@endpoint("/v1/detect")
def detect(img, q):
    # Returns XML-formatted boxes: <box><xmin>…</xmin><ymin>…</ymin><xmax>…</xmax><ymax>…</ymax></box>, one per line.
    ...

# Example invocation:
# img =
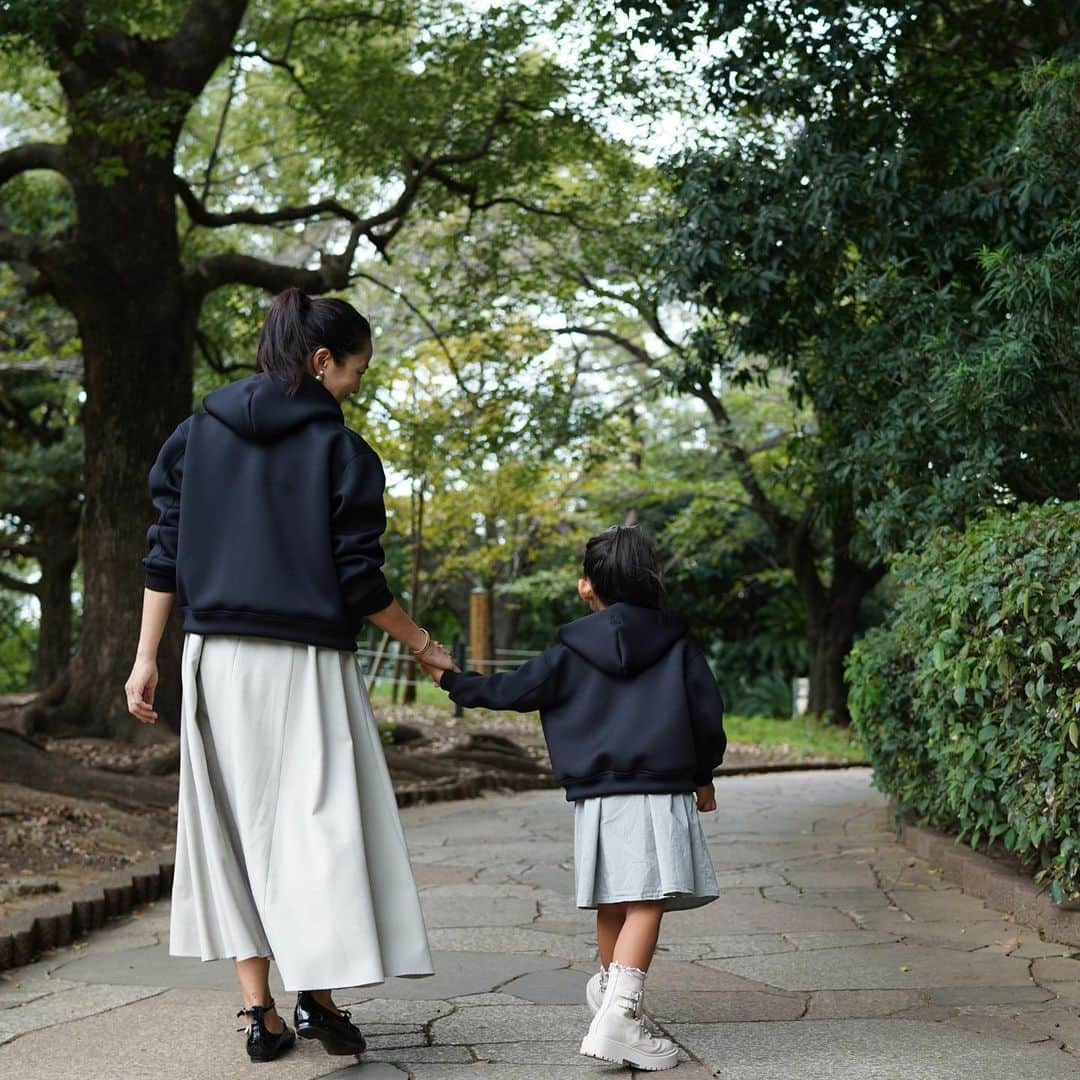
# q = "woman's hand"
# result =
<box><xmin>696</xmin><ymin>782</ymin><xmax>717</xmax><ymax>813</ymax></box>
<box><xmin>415</xmin><ymin>639</ymin><xmax>458</xmax><ymax>673</ymax></box>
<box><xmin>124</xmin><ymin>655</ymin><xmax>160</xmax><ymax>724</ymax></box>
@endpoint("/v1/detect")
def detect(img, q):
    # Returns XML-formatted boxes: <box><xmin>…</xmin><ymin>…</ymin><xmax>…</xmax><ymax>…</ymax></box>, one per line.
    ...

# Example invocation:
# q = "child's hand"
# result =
<box><xmin>419</xmin><ymin>659</ymin><xmax>444</xmax><ymax>686</ymax></box>
<box><xmin>696</xmin><ymin>782</ymin><xmax>717</xmax><ymax>813</ymax></box>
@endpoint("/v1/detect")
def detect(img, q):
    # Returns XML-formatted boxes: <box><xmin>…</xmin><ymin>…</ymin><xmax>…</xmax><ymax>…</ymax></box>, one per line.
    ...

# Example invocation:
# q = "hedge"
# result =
<box><xmin>847</xmin><ymin>503</ymin><xmax>1080</xmax><ymax>902</ymax></box>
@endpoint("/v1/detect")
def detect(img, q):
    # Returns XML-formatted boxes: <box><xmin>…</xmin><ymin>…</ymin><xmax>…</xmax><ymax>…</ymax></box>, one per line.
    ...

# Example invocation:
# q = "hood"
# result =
<box><xmin>202</xmin><ymin>371</ymin><xmax>343</xmax><ymax>442</ymax></box>
<box><xmin>557</xmin><ymin>603</ymin><xmax>687</xmax><ymax>678</ymax></box>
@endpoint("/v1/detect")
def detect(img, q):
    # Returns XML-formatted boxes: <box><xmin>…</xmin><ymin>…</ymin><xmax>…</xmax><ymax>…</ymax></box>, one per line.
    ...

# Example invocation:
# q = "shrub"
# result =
<box><xmin>848</xmin><ymin>503</ymin><xmax>1080</xmax><ymax>901</ymax></box>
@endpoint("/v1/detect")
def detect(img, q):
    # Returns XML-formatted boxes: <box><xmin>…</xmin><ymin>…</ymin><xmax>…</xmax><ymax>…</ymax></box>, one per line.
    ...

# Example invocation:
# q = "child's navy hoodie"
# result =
<box><xmin>440</xmin><ymin>604</ymin><xmax>726</xmax><ymax>800</ymax></box>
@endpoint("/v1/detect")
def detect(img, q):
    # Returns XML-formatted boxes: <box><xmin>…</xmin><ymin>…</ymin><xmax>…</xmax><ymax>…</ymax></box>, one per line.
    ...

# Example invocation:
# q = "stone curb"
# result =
<box><xmin>717</xmin><ymin>761</ymin><xmax>868</xmax><ymax>776</ymax></box>
<box><xmin>897</xmin><ymin>818</ymin><xmax>1080</xmax><ymax>948</ymax></box>
<box><xmin>0</xmin><ymin>851</ymin><xmax>175</xmax><ymax>973</ymax></box>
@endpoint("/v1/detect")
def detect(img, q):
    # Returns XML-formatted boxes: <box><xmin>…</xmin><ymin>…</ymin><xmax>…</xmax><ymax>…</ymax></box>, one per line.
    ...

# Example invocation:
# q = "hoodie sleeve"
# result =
<box><xmin>331</xmin><ymin>448</ymin><xmax>395</xmax><ymax>629</ymax></box>
<box><xmin>441</xmin><ymin>647</ymin><xmax>560</xmax><ymax>713</ymax></box>
<box><xmin>685</xmin><ymin>644</ymin><xmax>727</xmax><ymax>785</ymax></box>
<box><xmin>142</xmin><ymin>417</ymin><xmax>192</xmax><ymax>593</ymax></box>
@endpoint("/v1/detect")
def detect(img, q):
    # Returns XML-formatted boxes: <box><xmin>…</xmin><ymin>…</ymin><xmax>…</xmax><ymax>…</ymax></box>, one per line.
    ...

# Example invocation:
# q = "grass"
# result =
<box><xmin>724</xmin><ymin>713</ymin><xmax>865</xmax><ymax>763</ymax></box>
<box><xmin>367</xmin><ymin>678</ymin><xmax>449</xmax><ymax>707</ymax></box>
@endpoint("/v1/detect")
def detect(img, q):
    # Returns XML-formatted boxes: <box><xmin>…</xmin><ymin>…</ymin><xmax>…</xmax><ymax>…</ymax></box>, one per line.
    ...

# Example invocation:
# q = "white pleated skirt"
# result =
<box><xmin>168</xmin><ymin>632</ymin><xmax>434</xmax><ymax>991</ymax></box>
<box><xmin>574</xmin><ymin>792</ymin><xmax>719</xmax><ymax>911</ymax></box>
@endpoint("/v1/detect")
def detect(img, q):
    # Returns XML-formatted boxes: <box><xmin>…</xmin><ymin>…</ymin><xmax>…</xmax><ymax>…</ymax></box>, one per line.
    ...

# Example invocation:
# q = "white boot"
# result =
<box><xmin>579</xmin><ymin>962</ymin><xmax>679</xmax><ymax>1071</ymax></box>
<box><xmin>588</xmin><ymin>967</ymin><xmax>658</xmax><ymax>1031</ymax></box>
<box><xmin>585</xmin><ymin>967</ymin><xmax>607</xmax><ymax>1014</ymax></box>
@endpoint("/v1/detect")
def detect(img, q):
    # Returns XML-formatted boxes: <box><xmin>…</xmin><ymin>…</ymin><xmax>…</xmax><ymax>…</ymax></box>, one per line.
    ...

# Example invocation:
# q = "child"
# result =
<box><xmin>423</xmin><ymin>525</ymin><xmax>725</xmax><ymax>1071</ymax></box>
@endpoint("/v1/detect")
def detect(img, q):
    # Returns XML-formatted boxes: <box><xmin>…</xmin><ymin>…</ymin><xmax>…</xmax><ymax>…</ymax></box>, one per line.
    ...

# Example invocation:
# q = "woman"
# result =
<box><xmin>124</xmin><ymin>287</ymin><xmax>451</xmax><ymax>1064</ymax></box>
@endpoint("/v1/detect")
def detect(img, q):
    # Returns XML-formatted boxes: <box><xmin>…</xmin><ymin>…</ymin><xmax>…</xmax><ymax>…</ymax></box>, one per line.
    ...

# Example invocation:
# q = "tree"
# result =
<box><xmin>608</xmin><ymin>0</ymin><xmax>1077</xmax><ymax>719</ymax></box>
<box><xmin>0</xmin><ymin>271</ymin><xmax>83</xmax><ymax>690</ymax></box>
<box><xmin>0</xmin><ymin>0</ymin><xmax>643</xmax><ymax>736</ymax></box>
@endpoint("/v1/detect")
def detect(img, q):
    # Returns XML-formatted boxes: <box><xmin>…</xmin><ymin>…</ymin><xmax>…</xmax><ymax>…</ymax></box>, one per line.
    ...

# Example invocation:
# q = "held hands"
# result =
<box><xmin>124</xmin><ymin>655</ymin><xmax>159</xmax><ymax>724</ymax></box>
<box><xmin>696</xmin><ymin>782</ymin><xmax>717</xmax><ymax>813</ymax></box>
<box><xmin>411</xmin><ymin>634</ymin><xmax>459</xmax><ymax>686</ymax></box>
<box><xmin>419</xmin><ymin>659</ymin><xmax>445</xmax><ymax>687</ymax></box>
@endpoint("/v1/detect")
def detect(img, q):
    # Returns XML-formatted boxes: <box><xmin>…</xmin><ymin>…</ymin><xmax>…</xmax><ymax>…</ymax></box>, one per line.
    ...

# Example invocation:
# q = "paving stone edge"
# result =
<box><xmin>0</xmin><ymin>851</ymin><xmax>175</xmax><ymax>973</ymax></box>
<box><xmin>897</xmin><ymin>815</ymin><xmax>1080</xmax><ymax>948</ymax></box>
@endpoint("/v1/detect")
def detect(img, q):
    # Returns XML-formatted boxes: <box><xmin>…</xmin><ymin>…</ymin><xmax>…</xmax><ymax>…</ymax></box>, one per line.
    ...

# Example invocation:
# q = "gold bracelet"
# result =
<box><xmin>410</xmin><ymin>628</ymin><xmax>431</xmax><ymax>656</ymax></box>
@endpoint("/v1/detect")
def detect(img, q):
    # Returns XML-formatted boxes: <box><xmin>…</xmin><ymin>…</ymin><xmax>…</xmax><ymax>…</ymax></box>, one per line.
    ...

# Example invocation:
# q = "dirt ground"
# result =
<box><xmin>0</xmin><ymin>782</ymin><xmax>176</xmax><ymax>921</ymax></box>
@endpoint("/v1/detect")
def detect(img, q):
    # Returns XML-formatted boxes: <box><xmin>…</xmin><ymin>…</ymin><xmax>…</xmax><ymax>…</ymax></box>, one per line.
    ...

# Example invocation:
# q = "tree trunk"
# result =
<box><xmin>27</xmin><ymin>145</ymin><xmax>196</xmax><ymax>740</ymax></box>
<box><xmin>0</xmin><ymin>731</ymin><xmax>178</xmax><ymax>809</ymax></box>
<box><xmin>807</xmin><ymin>620</ymin><xmax>858</xmax><ymax>722</ymax></box>
<box><xmin>801</xmin><ymin>556</ymin><xmax>881</xmax><ymax>724</ymax></box>
<box><xmin>31</xmin><ymin>514</ymin><xmax>79</xmax><ymax>691</ymax></box>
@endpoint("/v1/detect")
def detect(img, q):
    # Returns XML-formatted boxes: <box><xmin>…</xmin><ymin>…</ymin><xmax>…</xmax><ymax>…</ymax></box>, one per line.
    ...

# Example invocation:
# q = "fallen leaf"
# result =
<box><xmin>995</xmin><ymin>936</ymin><xmax>1021</xmax><ymax>953</ymax></box>
<box><xmin>900</xmin><ymin>965</ymin><xmax>911</xmax><ymax>973</ymax></box>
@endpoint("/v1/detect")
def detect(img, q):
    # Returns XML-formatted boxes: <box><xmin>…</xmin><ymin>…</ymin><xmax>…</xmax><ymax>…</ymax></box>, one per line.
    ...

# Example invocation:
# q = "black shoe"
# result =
<box><xmin>237</xmin><ymin>997</ymin><xmax>296</xmax><ymax>1063</ymax></box>
<box><xmin>293</xmin><ymin>990</ymin><xmax>367</xmax><ymax>1056</ymax></box>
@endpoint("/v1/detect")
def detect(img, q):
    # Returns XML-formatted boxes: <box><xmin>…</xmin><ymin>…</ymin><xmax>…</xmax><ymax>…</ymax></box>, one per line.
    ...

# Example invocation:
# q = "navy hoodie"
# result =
<box><xmin>141</xmin><ymin>370</ymin><xmax>394</xmax><ymax>651</ymax></box>
<box><xmin>440</xmin><ymin>604</ymin><xmax>727</xmax><ymax>800</ymax></box>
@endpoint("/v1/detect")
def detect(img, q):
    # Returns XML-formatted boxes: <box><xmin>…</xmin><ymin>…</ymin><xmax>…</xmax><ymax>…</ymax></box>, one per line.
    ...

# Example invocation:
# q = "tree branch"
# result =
<box><xmin>561</xmin><ymin>325</ymin><xmax>657</xmax><ymax>369</ymax></box>
<box><xmin>162</xmin><ymin>0</ymin><xmax>248</xmax><ymax>94</ymax></box>
<box><xmin>194</xmin><ymin>328</ymin><xmax>254</xmax><ymax>375</ymax></box>
<box><xmin>185</xmin><ymin>252</ymin><xmax>341</xmax><ymax>298</ymax></box>
<box><xmin>0</xmin><ymin>143</ymin><xmax>68</xmax><ymax>187</ymax></box>
<box><xmin>176</xmin><ymin>174</ymin><xmax>362</xmax><ymax>228</ymax></box>
<box><xmin>690</xmin><ymin>378</ymin><xmax>796</xmax><ymax>545</ymax></box>
<box><xmin>0</xmin><ymin>569</ymin><xmax>39</xmax><ymax>596</ymax></box>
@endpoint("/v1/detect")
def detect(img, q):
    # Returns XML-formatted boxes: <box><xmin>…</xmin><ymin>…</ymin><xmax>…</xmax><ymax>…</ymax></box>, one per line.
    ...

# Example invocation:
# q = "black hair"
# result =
<box><xmin>582</xmin><ymin>524</ymin><xmax>665</xmax><ymax>610</ymax></box>
<box><xmin>255</xmin><ymin>287</ymin><xmax>372</xmax><ymax>395</ymax></box>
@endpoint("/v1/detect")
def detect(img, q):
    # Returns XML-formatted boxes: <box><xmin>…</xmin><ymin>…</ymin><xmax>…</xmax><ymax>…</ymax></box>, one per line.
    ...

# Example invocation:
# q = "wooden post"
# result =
<box><xmin>469</xmin><ymin>588</ymin><xmax>490</xmax><ymax>672</ymax></box>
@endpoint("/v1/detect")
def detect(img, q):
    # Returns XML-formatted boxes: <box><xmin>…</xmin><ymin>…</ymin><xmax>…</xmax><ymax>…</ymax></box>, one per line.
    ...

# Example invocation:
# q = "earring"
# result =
<box><xmin>316</xmin><ymin>368</ymin><xmax>325</xmax><ymax>382</ymax></box>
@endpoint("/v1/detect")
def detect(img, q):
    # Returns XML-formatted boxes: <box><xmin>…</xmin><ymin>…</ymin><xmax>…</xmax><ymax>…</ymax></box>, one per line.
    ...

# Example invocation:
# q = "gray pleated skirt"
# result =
<box><xmin>168</xmin><ymin>632</ymin><xmax>434</xmax><ymax>991</ymax></box>
<box><xmin>574</xmin><ymin>793</ymin><xmax>719</xmax><ymax>911</ymax></box>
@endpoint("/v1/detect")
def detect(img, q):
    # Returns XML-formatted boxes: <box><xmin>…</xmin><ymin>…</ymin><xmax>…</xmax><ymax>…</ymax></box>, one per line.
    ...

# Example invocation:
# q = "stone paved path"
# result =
<box><xmin>1</xmin><ymin>769</ymin><xmax>1078</xmax><ymax>1079</ymax></box>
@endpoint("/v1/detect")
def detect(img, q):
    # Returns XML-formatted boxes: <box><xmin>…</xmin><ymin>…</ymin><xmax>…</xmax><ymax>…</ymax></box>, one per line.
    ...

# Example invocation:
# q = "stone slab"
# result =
<box><xmin>646</xmin><ymin>989</ymin><xmax>806</xmax><ymax>1023</ymax></box>
<box><xmin>804</xmin><ymin>988</ymin><xmax>924</xmax><ymax>1019</ymax></box>
<box><xmin>431</xmin><ymin>1003</ymin><xmax>592</xmax><ymax>1044</ymax></box>
<box><xmin>497</xmin><ymin>968</ymin><xmax>589</xmax><ymax>1005</ymax></box>
<box><xmin>669</xmin><ymin>1018</ymin><xmax>1070</xmax><ymax>1079</ymax></box>
<box><xmin>708</xmin><ymin>942</ymin><xmax>1036</xmax><ymax>991</ymax></box>
<box><xmin>409</xmin><ymin>1068</ymin><xmax>609</xmax><ymax>1078</ymax></box>
<box><xmin>0</xmin><ymin>982</ymin><xmax>165</xmax><ymax>1045</ymax></box>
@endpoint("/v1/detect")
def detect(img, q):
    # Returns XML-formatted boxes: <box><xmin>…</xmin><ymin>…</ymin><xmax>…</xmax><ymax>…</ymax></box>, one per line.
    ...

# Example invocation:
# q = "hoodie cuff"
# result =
<box><xmin>144</xmin><ymin>567</ymin><xmax>176</xmax><ymax>593</ymax></box>
<box><xmin>348</xmin><ymin>583</ymin><xmax>395</xmax><ymax>625</ymax></box>
<box><xmin>694</xmin><ymin>768</ymin><xmax>716</xmax><ymax>786</ymax></box>
<box><xmin>440</xmin><ymin>670</ymin><xmax>460</xmax><ymax>694</ymax></box>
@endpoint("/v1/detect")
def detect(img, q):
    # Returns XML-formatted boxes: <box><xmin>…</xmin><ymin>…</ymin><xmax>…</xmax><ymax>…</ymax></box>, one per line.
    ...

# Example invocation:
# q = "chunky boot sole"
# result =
<box><xmin>297</xmin><ymin>1026</ymin><xmax>365</xmax><ymax>1056</ymax></box>
<box><xmin>579</xmin><ymin>1032</ymin><xmax>679</xmax><ymax>1071</ymax></box>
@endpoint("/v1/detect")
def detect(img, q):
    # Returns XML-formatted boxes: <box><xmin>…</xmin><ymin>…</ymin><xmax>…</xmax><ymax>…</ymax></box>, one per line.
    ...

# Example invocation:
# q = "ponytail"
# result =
<box><xmin>256</xmin><ymin>287</ymin><xmax>372</xmax><ymax>395</ymax></box>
